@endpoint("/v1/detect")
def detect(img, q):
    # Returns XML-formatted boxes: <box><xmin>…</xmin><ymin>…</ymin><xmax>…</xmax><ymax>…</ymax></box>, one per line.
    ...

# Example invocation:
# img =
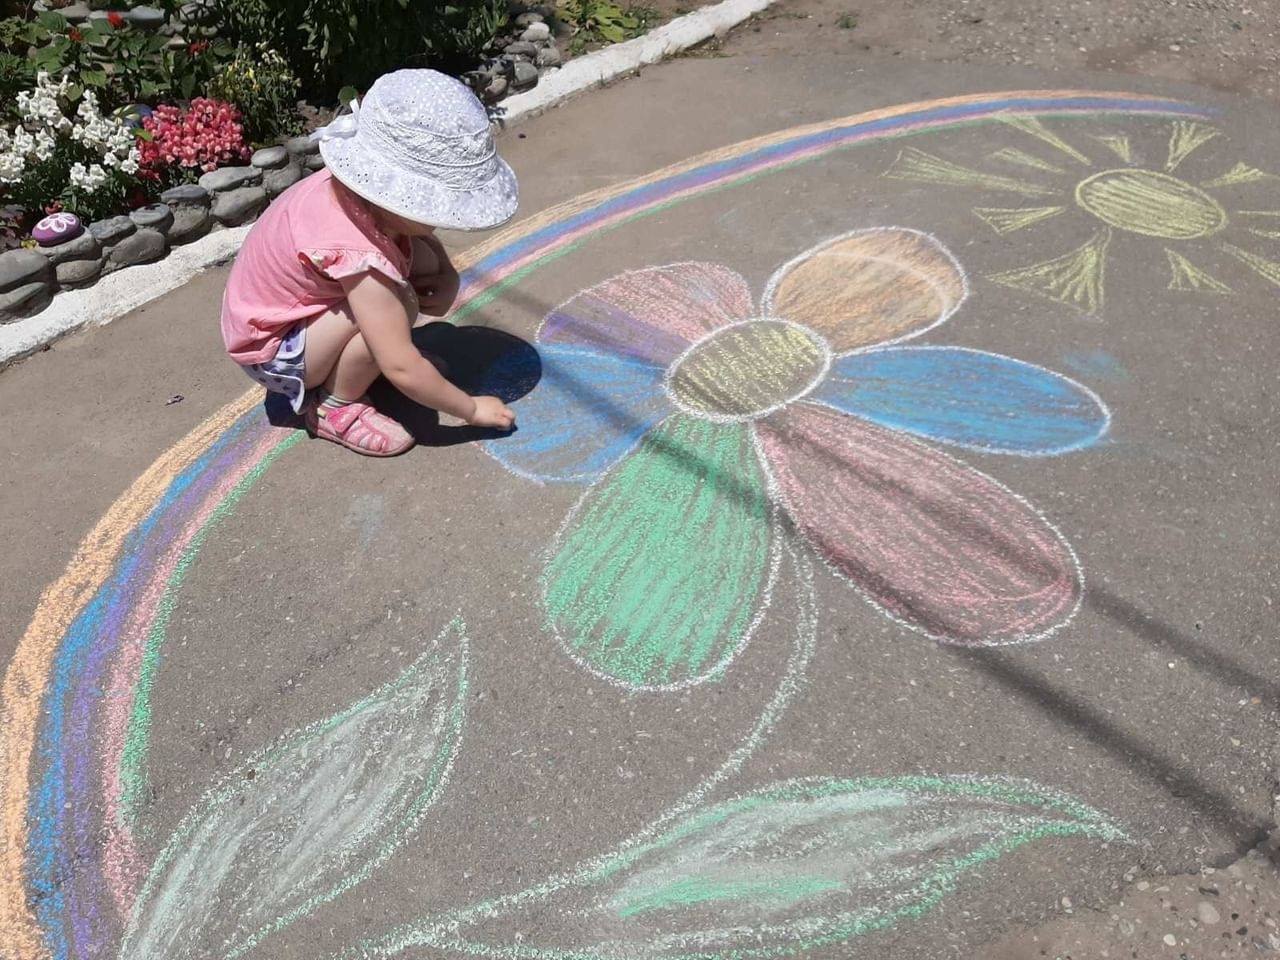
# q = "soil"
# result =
<box><xmin>714</xmin><ymin>0</ymin><xmax>1280</xmax><ymax>103</ymax></box>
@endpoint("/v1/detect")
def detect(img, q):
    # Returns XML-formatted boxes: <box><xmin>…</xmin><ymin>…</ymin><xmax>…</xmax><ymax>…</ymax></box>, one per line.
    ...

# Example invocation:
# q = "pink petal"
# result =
<box><xmin>540</xmin><ymin>262</ymin><xmax>753</xmax><ymax>365</ymax></box>
<box><xmin>757</xmin><ymin>402</ymin><xmax>1081</xmax><ymax>644</ymax></box>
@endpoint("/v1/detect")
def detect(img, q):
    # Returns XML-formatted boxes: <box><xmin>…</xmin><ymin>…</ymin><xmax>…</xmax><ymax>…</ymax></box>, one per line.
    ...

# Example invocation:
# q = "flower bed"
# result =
<box><xmin>0</xmin><ymin>0</ymin><xmax>686</xmax><ymax>323</ymax></box>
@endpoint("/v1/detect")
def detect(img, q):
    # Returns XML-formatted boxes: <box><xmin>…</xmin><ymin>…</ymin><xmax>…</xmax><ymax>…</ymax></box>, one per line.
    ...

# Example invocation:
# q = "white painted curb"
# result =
<box><xmin>498</xmin><ymin>0</ymin><xmax>775</xmax><ymax>124</ymax></box>
<box><xmin>0</xmin><ymin>225</ymin><xmax>250</xmax><ymax>367</ymax></box>
<box><xmin>0</xmin><ymin>0</ymin><xmax>774</xmax><ymax>368</ymax></box>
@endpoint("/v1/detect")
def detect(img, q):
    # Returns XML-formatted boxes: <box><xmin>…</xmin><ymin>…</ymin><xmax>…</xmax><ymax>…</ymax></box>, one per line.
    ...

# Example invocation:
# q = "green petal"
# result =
<box><xmin>543</xmin><ymin>414</ymin><xmax>771</xmax><ymax>689</ymax></box>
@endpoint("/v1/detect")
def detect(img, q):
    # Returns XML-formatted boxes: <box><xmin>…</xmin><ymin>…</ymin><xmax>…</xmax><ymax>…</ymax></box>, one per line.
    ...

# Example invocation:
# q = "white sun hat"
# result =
<box><xmin>311</xmin><ymin>69</ymin><xmax>519</xmax><ymax>232</ymax></box>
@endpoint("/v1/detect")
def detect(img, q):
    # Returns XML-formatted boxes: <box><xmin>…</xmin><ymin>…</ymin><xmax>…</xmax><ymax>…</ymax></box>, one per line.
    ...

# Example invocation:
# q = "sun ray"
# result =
<box><xmin>987</xmin><ymin>229</ymin><xmax>1111</xmax><ymax>314</ymax></box>
<box><xmin>1166</xmin><ymin>121</ymin><xmax>1220</xmax><ymax>172</ymax></box>
<box><xmin>883</xmin><ymin>147</ymin><xmax>1058</xmax><ymax>197</ymax></box>
<box><xmin>1166</xmin><ymin>249</ymin><xmax>1233</xmax><ymax>293</ymax></box>
<box><xmin>998</xmin><ymin>114</ymin><xmax>1092</xmax><ymax>165</ymax></box>
<box><xmin>989</xmin><ymin>147</ymin><xmax>1067</xmax><ymax>175</ymax></box>
<box><xmin>973</xmin><ymin>205</ymin><xmax>1067</xmax><ymax>235</ymax></box>
<box><xmin>1091</xmin><ymin>134</ymin><xmax>1133</xmax><ymax>163</ymax></box>
<box><xmin>1221</xmin><ymin>241</ymin><xmax>1280</xmax><ymax>287</ymax></box>
<box><xmin>1246</xmin><ymin>227</ymin><xmax>1280</xmax><ymax>240</ymax></box>
<box><xmin>1202</xmin><ymin>162</ymin><xmax>1275</xmax><ymax>189</ymax></box>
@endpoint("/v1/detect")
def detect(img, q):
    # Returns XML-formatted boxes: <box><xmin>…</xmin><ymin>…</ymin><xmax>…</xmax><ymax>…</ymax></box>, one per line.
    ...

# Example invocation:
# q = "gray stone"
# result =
<box><xmin>284</xmin><ymin>135</ymin><xmax>319</xmax><ymax>158</ymax></box>
<box><xmin>304</xmin><ymin>153</ymin><xmax>326</xmax><ymax>172</ymax></box>
<box><xmin>263</xmin><ymin>162</ymin><xmax>303</xmax><ymax>198</ymax></box>
<box><xmin>178</xmin><ymin>0</ymin><xmax>216</xmax><ymax>24</ymax></box>
<box><xmin>198</xmin><ymin>165</ymin><xmax>261</xmax><ymax>193</ymax></box>
<box><xmin>61</xmin><ymin>2</ymin><xmax>91</xmax><ymax>22</ymax></box>
<box><xmin>45</xmin><ymin>231</ymin><xmax>100</xmax><ymax>267</ymax></box>
<box><xmin>514</xmin><ymin>11</ymin><xmax>544</xmax><ymax>26</ymax></box>
<box><xmin>512</xmin><ymin>60</ymin><xmax>539</xmax><ymax>89</ymax></box>
<box><xmin>0</xmin><ymin>282</ymin><xmax>52</xmax><ymax>323</ymax></box>
<box><xmin>251</xmin><ymin>145</ymin><xmax>289</xmax><ymax>170</ymax></box>
<box><xmin>88</xmin><ymin>215</ymin><xmax>135</xmax><ymax>246</ymax></box>
<box><xmin>520</xmin><ymin>21</ymin><xmax>551</xmax><ymax>42</ymax></box>
<box><xmin>483</xmin><ymin>75</ymin><xmax>509</xmax><ymax>102</ymax></box>
<box><xmin>108</xmin><ymin>228</ymin><xmax>167</xmax><ymax>266</ymax></box>
<box><xmin>165</xmin><ymin>34</ymin><xmax>188</xmax><ymax>49</ymax></box>
<box><xmin>160</xmin><ymin>183</ymin><xmax>210</xmax><ymax>208</ymax></box>
<box><xmin>130</xmin><ymin>203</ymin><xmax>173</xmax><ymax>232</ymax></box>
<box><xmin>504</xmin><ymin>41</ymin><xmax>538</xmax><ymax>58</ymax></box>
<box><xmin>536</xmin><ymin>44</ymin><xmax>562</xmax><ymax>67</ymax></box>
<box><xmin>212</xmin><ymin>186</ymin><xmax>268</xmax><ymax>225</ymax></box>
<box><xmin>168</xmin><ymin>206</ymin><xmax>212</xmax><ymax>244</ymax></box>
<box><xmin>0</xmin><ymin>249</ymin><xmax>54</xmax><ymax>292</ymax></box>
<box><xmin>55</xmin><ymin>256</ymin><xmax>105</xmax><ymax>288</ymax></box>
<box><xmin>124</xmin><ymin>5</ymin><xmax>165</xmax><ymax>28</ymax></box>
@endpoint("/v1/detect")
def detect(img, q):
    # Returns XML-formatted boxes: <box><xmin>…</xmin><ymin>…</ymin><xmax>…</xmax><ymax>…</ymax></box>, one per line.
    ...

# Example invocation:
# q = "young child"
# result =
<box><xmin>220</xmin><ymin>69</ymin><xmax>518</xmax><ymax>457</ymax></box>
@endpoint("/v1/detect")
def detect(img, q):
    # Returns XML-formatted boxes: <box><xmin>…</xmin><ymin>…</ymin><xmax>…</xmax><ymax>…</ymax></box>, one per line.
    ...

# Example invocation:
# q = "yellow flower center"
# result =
<box><xmin>666</xmin><ymin>319</ymin><xmax>829</xmax><ymax>420</ymax></box>
<box><xmin>1074</xmin><ymin>168</ymin><xmax>1227</xmax><ymax>239</ymax></box>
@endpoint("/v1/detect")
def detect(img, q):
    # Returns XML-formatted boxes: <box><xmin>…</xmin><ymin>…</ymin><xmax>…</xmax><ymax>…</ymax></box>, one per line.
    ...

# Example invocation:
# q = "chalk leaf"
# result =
<box><xmin>119</xmin><ymin>619</ymin><xmax>469</xmax><ymax>960</ymax></box>
<box><xmin>566</xmin><ymin>776</ymin><xmax>1123</xmax><ymax>956</ymax></box>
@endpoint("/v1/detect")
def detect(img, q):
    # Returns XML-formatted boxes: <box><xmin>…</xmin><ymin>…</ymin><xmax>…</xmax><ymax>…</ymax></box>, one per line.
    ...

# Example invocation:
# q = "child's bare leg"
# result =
<box><xmin>303</xmin><ymin>303</ymin><xmax>379</xmax><ymax>399</ymax></box>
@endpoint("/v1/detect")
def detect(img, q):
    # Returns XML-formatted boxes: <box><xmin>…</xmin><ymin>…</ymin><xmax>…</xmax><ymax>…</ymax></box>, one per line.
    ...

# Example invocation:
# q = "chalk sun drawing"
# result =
<box><xmin>485</xmin><ymin>228</ymin><xmax>1111</xmax><ymax>690</ymax></box>
<box><xmin>884</xmin><ymin>116</ymin><xmax>1280</xmax><ymax>312</ymax></box>
<box><xmin>1</xmin><ymin>92</ymin><xmax>1196</xmax><ymax>960</ymax></box>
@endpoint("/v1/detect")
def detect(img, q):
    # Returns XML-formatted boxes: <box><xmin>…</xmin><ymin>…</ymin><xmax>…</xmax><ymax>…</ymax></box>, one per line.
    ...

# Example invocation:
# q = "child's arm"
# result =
<box><xmin>409</xmin><ymin>235</ymin><xmax>460</xmax><ymax>317</ymax></box>
<box><xmin>343</xmin><ymin>271</ymin><xmax>515</xmax><ymax>430</ymax></box>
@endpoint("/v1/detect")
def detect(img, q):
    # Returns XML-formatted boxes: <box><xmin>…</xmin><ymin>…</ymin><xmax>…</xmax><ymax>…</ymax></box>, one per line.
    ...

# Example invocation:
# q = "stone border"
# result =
<box><xmin>0</xmin><ymin>0</ymin><xmax>776</xmax><ymax>368</ymax></box>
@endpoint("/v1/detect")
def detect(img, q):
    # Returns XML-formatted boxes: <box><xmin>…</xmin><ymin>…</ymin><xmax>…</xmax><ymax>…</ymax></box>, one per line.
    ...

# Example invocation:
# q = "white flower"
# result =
<box><xmin>120</xmin><ymin>154</ymin><xmax>139</xmax><ymax>175</ymax></box>
<box><xmin>0</xmin><ymin>150</ymin><xmax>24</xmax><ymax>184</ymax></box>
<box><xmin>32</xmin><ymin>130</ymin><xmax>55</xmax><ymax>162</ymax></box>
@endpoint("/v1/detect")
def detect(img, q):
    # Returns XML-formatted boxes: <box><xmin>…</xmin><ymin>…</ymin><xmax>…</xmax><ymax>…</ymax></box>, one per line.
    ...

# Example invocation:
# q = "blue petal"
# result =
<box><xmin>484</xmin><ymin>343</ymin><xmax>669</xmax><ymax>482</ymax></box>
<box><xmin>814</xmin><ymin>346</ymin><xmax>1110</xmax><ymax>455</ymax></box>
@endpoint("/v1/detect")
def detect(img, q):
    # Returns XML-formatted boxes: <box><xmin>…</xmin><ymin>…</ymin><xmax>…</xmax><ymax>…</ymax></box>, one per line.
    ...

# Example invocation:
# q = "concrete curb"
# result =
<box><xmin>0</xmin><ymin>0</ymin><xmax>774</xmax><ymax>369</ymax></box>
<box><xmin>497</xmin><ymin>0</ymin><xmax>775</xmax><ymax>124</ymax></box>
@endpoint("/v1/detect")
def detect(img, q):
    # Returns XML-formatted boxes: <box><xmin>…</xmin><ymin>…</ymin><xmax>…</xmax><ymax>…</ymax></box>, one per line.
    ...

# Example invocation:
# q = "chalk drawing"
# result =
<box><xmin>1166</xmin><ymin>249</ymin><xmax>1233</xmax><ymax>293</ymax></box>
<box><xmin>486</xmin><ymin>226</ymin><xmax>1110</xmax><ymax>676</ymax></box>
<box><xmin>884</xmin><ymin>116</ymin><xmax>1280</xmax><ymax>310</ymax></box>
<box><xmin>348</xmin><ymin>775</ymin><xmax>1125</xmax><ymax>960</ymax></box>
<box><xmin>121</xmin><ymin>619</ymin><xmax>468</xmax><ymax>960</ymax></box>
<box><xmin>1</xmin><ymin>91</ymin><xmax>1206</xmax><ymax>959</ymax></box>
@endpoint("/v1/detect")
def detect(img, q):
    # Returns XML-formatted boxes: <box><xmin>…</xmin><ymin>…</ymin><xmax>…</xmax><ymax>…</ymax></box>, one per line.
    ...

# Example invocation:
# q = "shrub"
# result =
<box><xmin>0</xmin><ymin>72</ymin><xmax>146</xmax><ymax>222</ymax></box>
<box><xmin>217</xmin><ymin>0</ymin><xmax>508</xmax><ymax>101</ymax></box>
<box><xmin>138</xmin><ymin>97</ymin><xmax>250</xmax><ymax>180</ymax></box>
<box><xmin>207</xmin><ymin>44</ymin><xmax>302</xmax><ymax>145</ymax></box>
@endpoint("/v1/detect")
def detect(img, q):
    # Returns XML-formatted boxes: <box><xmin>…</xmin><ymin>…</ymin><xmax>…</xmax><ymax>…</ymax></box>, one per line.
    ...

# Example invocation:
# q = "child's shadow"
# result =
<box><xmin>265</xmin><ymin>323</ymin><xmax>541</xmax><ymax>447</ymax></box>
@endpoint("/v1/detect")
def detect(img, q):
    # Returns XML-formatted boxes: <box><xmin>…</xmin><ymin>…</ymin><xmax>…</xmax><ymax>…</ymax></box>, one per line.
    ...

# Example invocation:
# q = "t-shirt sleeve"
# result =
<box><xmin>299</xmin><ymin>247</ymin><xmax>409</xmax><ymax>286</ymax></box>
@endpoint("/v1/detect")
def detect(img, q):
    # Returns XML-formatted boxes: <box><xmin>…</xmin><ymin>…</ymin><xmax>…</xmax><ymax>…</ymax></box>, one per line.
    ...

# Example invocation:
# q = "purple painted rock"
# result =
<box><xmin>32</xmin><ymin>212</ymin><xmax>84</xmax><ymax>247</ymax></box>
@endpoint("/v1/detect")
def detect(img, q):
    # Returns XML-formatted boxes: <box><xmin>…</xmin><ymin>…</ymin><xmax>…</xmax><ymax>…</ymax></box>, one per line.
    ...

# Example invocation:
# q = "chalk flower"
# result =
<box><xmin>487</xmin><ymin>228</ymin><xmax>1111</xmax><ymax>690</ymax></box>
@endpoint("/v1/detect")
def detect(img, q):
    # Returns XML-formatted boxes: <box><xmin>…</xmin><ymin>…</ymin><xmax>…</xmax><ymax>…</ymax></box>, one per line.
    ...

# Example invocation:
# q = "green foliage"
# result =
<box><xmin>216</xmin><ymin>0</ymin><xmax>509</xmax><ymax>102</ymax></box>
<box><xmin>836</xmin><ymin>12</ymin><xmax>858</xmax><ymax>29</ymax></box>
<box><xmin>207</xmin><ymin>44</ymin><xmax>303</xmax><ymax>145</ymax></box>
<box><xmin>557</xmin><ymin>0</ymin><xmax>645</xmax><ymax>45</ymax></box>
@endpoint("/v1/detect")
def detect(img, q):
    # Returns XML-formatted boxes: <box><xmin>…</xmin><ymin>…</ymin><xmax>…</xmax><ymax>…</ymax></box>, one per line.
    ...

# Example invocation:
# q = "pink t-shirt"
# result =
<box><xmin>220</xmin><ymin>170</ymin><xmax>412</xmax><ymax>365</ymax></box>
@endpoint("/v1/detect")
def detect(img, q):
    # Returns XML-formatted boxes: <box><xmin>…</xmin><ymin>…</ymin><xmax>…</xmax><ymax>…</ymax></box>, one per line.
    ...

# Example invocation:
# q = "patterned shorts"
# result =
<box><xmin>242</xmin><ymin>323</ymin><xmax>307</xmax><ymax>413</ymax></box>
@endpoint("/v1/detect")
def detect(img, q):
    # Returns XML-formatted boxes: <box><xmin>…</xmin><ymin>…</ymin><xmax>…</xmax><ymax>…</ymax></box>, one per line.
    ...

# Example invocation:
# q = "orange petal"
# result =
<box><xmin>762</xmin><ymin>228</ymin><xmax>967</xmax><ymax>352</ymax></box>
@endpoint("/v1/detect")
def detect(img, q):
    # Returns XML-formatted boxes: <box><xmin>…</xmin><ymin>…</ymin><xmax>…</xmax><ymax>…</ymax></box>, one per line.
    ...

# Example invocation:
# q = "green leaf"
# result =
<box><xmin>79</xmin><ymin>69</ymin><xmax>108</xmax><ymax>87</ymax></box>
<box><xmin>36</xmin><ymin>10</ymin><xmax>68</xmax><ymax>32</ymax></box>
<box><xmin>597</xmin><ymin>22</ymin><xmax>627</xmax><ymax>42</ymax></box>
<box><xmin>543</xmin><ymin>414</ymin><xmax>771</xmax><ymax>690</ymax></box>
<box><xmin>120</xmin><ymin>619</ymin><xmax>471</xmax><ymax>960</ymax></box>
<box><xmin>336</xmin><ymin>84</ymin><xmax>358</xmax><ymax>106</ymax></box>
<box><xmin>179</xmin><ymin>73</ymin><xmax>195</xmax><ymax>99</ymax></box>
<box><xmin>64</xmin><ymin>83</ymin><xmax>83</xmax><ymax>103</ymax></box>
<box><xmin>431</xmin><ymin>777</ymin><xmax>1123</xmax><ymax>958</ymax></box>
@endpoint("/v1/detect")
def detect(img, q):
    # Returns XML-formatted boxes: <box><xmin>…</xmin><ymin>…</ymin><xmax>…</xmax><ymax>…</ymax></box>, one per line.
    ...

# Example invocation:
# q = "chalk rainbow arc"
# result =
<box><xmin>0</xmin><ymin>91</ymin><xmax>1213</xmax><ymax>960</ymax></box>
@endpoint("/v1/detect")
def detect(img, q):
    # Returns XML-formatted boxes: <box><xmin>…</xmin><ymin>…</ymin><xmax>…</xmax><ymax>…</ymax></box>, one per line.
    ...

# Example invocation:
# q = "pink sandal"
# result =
<box><xmin>305</xmin><ymin>396</ymin><xmax>415</xmax><ymax>457</ymax></box>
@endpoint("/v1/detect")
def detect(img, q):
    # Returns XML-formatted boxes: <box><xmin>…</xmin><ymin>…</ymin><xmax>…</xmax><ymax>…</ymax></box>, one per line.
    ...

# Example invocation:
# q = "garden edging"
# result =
<box><xmin>0</xmin><ymin>0</ymin><xmax>776</xmax><ymax>369</ymax></box>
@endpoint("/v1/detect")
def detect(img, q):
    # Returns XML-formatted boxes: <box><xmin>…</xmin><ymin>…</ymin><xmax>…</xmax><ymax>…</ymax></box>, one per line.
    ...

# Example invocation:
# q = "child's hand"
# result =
<box><xmin>467</xmin><ymin>395</ymin><xmax>516</xmax><ymax>430</ymax></box>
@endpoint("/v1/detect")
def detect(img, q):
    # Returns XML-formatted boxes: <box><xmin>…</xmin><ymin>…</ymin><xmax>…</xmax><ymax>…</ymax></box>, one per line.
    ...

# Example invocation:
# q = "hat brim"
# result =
<box><xmin>320</xmin><ymin>134</ymin><xmax>519</xmax><ymax>232</ymax></box>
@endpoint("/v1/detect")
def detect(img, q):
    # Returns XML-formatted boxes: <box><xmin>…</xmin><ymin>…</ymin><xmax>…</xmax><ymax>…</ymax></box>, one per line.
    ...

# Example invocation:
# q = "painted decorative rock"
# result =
<box><xmin>32</xmin><ymin>212</ymin><xmax>84</xmax><ymax>247</ymax></box>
